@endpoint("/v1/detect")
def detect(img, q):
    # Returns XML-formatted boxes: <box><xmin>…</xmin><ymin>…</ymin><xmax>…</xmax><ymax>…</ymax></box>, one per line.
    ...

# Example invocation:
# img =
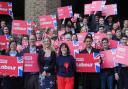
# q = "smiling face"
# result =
<box><xmin>43</xmin><ymin>37</ymin><xmax>51</xmax><ymax>48</ymax></box>
<box><xmin>121</xmin><ymin>37</ymin><xmax>127</xmax><ymax>46</ymax></box>
<box><xmin>10</xmin><ymin>42</ymin><xmax>17</xmax><ymax>51</ymax></box>
<box><xmin>99</xmin><ymin>18</ymin><xmax>104</xmax><ymax>25</ymax></box>
<box><xmin>102</xmin><ymin>39</ymin><xmax>109</xmax><ymax>49</ymax></box>
<box><xmin>3</xmin><ymin>27</ymin><xmax>9</xmax><ymax>34</ymax></box>
<box><xmin>29</xmin><ymin>35</ymin><xmax>36</xmax><ymax>46</ymax></box>
<box><xmin>61</xmin><ymin>45</ymin><xmax>68</xmax><ymax>56</ymax></box>
<box><xmin>106</xmin><ymin>31</ymin><xmax>112</xmax><ymax>40</ymax></box>
<box><xmin>36</xmin><ymin>31</ymin><xmax>42</xmax><ymax>40</ymax></box>
<box><xmin>116</xmin><ymin>30</ymin><xmax>121</xmax><ymax>37</ymax></box>
<box><xmin>85</xmin><ymin>38</ymin><xmax>92</xmax><ymax>48</ymax></box>
<box><xmin>98</xmin><ymin>26</ymin><xmax>104</xmax><ymax>33</ymax></box>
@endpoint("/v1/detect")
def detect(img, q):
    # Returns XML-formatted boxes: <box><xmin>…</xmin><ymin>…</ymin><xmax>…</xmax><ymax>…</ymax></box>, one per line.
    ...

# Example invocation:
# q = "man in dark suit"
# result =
<box><xmin>23</xmin><ymin>35</ymin><xmax>39</xmax><ymax>89</ymax></box>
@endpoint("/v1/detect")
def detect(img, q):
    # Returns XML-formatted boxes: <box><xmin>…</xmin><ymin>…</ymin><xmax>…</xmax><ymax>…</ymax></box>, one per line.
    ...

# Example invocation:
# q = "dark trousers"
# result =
<box><xmin>83</xmin><ymin>73</ymin><xmax>101</xmax><ymax>89</ymax></box>
<box><xmin>24</xmin><ymin>74</ymin><xmax>39</xmax><ymax>89</ymax></box>
<box><xmin>117</xmin><ymin>67</ymin><xmax>128</xmax><ymax>89</ymax></box>
<box><xmin>75</xmin><ymin>73</ymin><xmax>84</xmax><ymax>89</ymax></box>
<box><xmin>0</xmin><ymin>77</ymin><xmax>3</xmax><ymax>89</ymax></box>
<box><xmin>3</xmin><ymin>76</ymin><xmax>23</xmax><ymax>89</ymax></box>
<box><xmin>75</xmin><ymin>72</ymin><xmax>101</xmax><ymax>89</ymax></box>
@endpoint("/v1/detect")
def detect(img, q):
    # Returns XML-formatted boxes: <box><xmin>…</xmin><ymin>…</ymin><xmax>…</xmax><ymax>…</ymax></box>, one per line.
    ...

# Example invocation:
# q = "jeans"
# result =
<box><xmin>101</xmin><ymin>72</ymin><xmax>114</xmax><ymax>89</ymax></box>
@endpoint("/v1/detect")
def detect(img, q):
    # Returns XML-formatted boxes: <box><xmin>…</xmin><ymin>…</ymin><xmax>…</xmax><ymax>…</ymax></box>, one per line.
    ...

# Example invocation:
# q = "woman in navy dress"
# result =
<box><xmin>38</xmin><ymin>37</ymin><xmax>56</xmax><ymax>89</ymax></box>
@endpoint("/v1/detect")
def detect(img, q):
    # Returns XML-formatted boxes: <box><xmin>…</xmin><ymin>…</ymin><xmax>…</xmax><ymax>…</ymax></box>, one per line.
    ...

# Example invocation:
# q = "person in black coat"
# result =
<box><xmin>38</xmin><ymin>37</ymin><xmax>56</xmax><ymax>89</ymax></box>
<box><xmin>23</xmin><ymin>35</ymin><xmax>39</xmax><ymax>89</ymax></box>
<box><xmin>76</xmin><ymin>34</ymin><xmax>101</xmax><ymax>89</ymax></box>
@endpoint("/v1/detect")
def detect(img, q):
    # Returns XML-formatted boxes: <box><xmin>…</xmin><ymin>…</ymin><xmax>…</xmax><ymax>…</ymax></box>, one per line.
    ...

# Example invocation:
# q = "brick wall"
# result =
<box><xmin>25</xmin><ymin>0</ymin><xmax>61</xmax><ymax>22</ymax></box>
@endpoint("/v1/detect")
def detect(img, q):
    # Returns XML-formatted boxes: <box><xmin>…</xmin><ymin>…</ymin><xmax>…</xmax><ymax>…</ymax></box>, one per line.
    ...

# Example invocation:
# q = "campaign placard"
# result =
<box><xmin>100</xmin><ymin>49</ymin><xmax>116</xmax><ymax>68</ymax></box>
<box><xmin>23</xmin><ymin>53</ymin><xmax>39</xmax><ymax>72</ymax></box>
<box><xmin>102</xmin><ymin>4</ymin><xmax>117</xmax><ymax>16</ymax></box>
<box><xmin>115</xmin><ymin>45</ymin><xmax>128</xmax><ymax>65</ymax></box>
<box><xmin>91</xmin><ymin>1</ymin><xmax>106</xmax><ymax>11</ymax></box>
<box><xmin>0</xmin><ymin>2</ymin><xmax>13</xmax><ymax>16</ymax></box>
<box><xmin>0</xmin><ymin>55</ymin><xmax>23</xmax><ymax>77</ymax></box>
<box><xmin>0</xmin><ymin>35</ymin><xmax>8</xmax><ymax>49</ymax></box>
<box><xmin>57</xmin><ymin>6</ymin><xmax>73</xmax><ymax>19</ymax></box>
<box><xmin>39</xmin><ymin>15</ymin><xmax>57</xmax><ymax>29</ymax></box>
<box><xmin>84</xmin><ymin>4</ymin><xmax>92</xmax><ymax>15</ymax></box>
<box><xmin>12</xmin><ymin>20</ymin><xmax>28</xmax><ymax>35</ymax></box>
<box><xmin>75</xmin><ymin>53</ymin><xmax>101</xmax><ymax>73</ymax></box>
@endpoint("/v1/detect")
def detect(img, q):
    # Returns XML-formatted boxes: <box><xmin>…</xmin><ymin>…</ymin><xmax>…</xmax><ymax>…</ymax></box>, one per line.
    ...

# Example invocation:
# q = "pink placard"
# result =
<box><xmin>109</xmin><ymin>40</ymin><xmax>118</xmax><ymax>48</ymax></box>
<box><xmin>39</xmin><ymin>15</ymin><xmax>57</xmax><ymax>29</ymax></box>
<box><xmin>102</xmin><ymin>4</ymin><xmax>117</xmax><ymax>16</ymax></box>
<box><xmin>115</xmin><ymin>45</ymin><xmax>128</xmax><ymax>65</ymax></box>
<box><xmin>84</xmin><ymin>4</ymin><xmax>92</xmax><ymax>15</ymax></box>
<box><xmin>77</xmin><ymin>32</ymin><xmax>88</xmax><ymax>41</ymax></box>
<box><xmin>0</xmin><ymin>35</ymin><xmax>8</xmax><ymax>49</ymax></box>
<box><xmin>12</xmin><ymin>20</ymin><xmax>28</xmax><ymax>35</ymax></box>
<box><xmin>75</xmin><ymin>53</ymin><xmax>101</xmax><ymax>73</ymax></box>
<box><xmin>91</xmin><ymin>1</ymin><xmax>106</xmax><ymax>11</ymax></box>
<box><xmin>57</xmin><ymin>6</ymin><xmax>73</xmax><ymax>19</ymax></box>
<box><xmin>100</xmin><ymin>49</ymin><xmax>116</xmax><ymax>68</ymax></box>
<box><xmin>23</xmin><ymin>53</ymin><xmax>39</xmax><ymax>72</ymax></box>
<box><xmin>0</xmin><ymin>55</ymin><xmax>23</xmax><ymax>77</ymax></box>
<box><xmin>0</xmin><ymin>2</ymin><xmax>13</xmax><ymax>16</ymax></box>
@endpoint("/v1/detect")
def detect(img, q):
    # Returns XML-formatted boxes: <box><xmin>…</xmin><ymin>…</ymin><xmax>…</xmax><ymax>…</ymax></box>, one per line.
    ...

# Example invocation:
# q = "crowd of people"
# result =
<box><xmin>0</xmin><ymin>12</ymin><xmax>128</xmax><ymax>89</ymax></box>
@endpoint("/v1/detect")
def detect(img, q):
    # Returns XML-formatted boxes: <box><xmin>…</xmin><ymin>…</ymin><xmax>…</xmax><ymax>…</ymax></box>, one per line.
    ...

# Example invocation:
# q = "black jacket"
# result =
<box><xmin>38</xmin><ymin>49</ymin><xmax>56</xmax><ymax>75</ymax></box>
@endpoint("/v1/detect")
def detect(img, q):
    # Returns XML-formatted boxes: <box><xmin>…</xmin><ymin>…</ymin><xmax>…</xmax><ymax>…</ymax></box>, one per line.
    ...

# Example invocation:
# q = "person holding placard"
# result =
<box><xmin>79</xmin><ymin>34</ymin><xmax>101</xmax><ymax>89</ymax></box>
<box><xmin>116</xmin><ymin>36</ymin><xmax>128</xmax><ymax>89</ymax></box>
<box><xmin>100</xmin><ymin>38</ymin><xmax>115</xmax><ymax>89</ymax></box>
<box><xmin>38</xmin><ymin>37</ymin><xmax>56</xmax><ymax>89</ymax></box>
<box><xmin>56</xmin><ymin>43</ymin><xmax>76</xmax><ymax>89</ymax></box>
<box><xmin>23</xmin><ymin>35</ymin><xmax>39</xmax><ymax>89</ymax></box>
<box><xmin>3</xmin><ymin>41</ymin><xmax>23</xmax><ymax>89</ymax></box>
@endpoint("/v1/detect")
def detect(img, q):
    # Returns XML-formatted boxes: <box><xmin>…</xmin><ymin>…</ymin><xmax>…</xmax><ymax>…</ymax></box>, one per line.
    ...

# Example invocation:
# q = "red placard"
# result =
<box><xmin>0</xmin><ymin>2</ymin><xmax>13</xmax><ymax>16</ymax></box>
<box><xmin>75</xmin><ymin>53</ymin><xmax>101</xmax><ymax>73</ymax></box>
<box><xmin>100</xmin><ymin>49</ymin><xmax>116</xmax><ymax>68</ymax></box>
<box><xmin>93</xmin><ymin>33</ymin><xmax>107</xmax><ymax>41</ymax></box>
<box><xmin>102</xmin><ymin>4</ymin><xmax>117</xmax><ymax>16</ymax></box>
<box><xmin>12</xmin><ymin>20</ymin><xmax>28</xmax><ymax>35</ymax></box>
<box><xmin>91</xmin><ymin>1</ymin><xmax>106</xmax><ymax>11</ymax></box>
<box><xmin>39</xmin><ymin>15</ymin><xmax>57</xmax><ymax>29</ymax></box>
<box><xmin>60</xmin><ymin>41</ymin><xmax>86</xmax><ymax>57</ymax></box>
<box><xmin>109</xmin><ymin>40</ymin><xmax>118</xmax><ymax>48</ymax></box>
<box><xmin>57</xmin><ymin>6</ymin><xmax>73</xmax><ymax>19</ymax></box>
<box><xmin>84</xmin><ymin>4</ymin><xmax>92</xmax><ymax>15</ymax></box>
<box><xmin>23</xmin><ymin>53</ymin><xmax>39</xmax><ymax>72</ymax></box>
<box><xmin>115</xmin><ymin>45</ymin><xmax>128</xmax><ymax>65</ymax></box>
<box><xmin>77</xmin><ymin>32</ymin><xmax>88</xmax><ymax>41</ymax></box>
<box><xmin>0</xmin><ymin>55</ymin><xmax>23</xmax><ymax>77</ymax></box>
<box><xmin>0</xmin><ymin>35</ymin><xmax>8</xmax><ymax>49</ymax></box>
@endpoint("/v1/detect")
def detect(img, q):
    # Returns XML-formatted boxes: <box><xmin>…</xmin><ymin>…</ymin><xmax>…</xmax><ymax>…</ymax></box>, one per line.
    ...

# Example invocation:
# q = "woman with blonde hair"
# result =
<box><xmin>38</xmin><ymin>37</ymin><xmax>56</xmax><ymax>89</ymax></box>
